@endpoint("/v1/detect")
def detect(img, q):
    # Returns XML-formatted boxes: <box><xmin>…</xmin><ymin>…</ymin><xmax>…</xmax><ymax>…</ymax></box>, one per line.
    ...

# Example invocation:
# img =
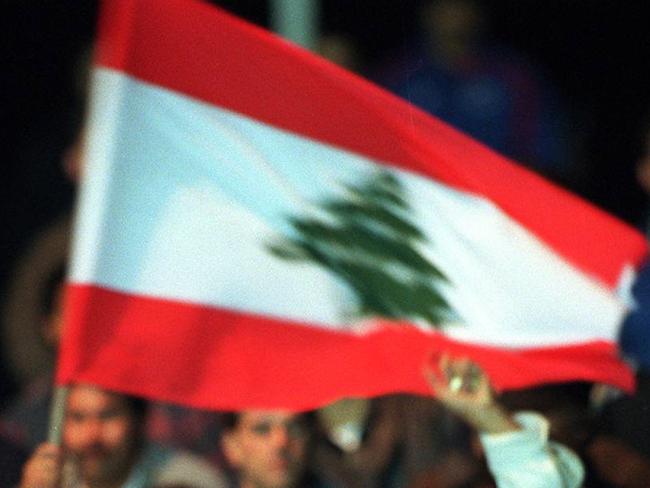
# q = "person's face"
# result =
<box><xmin>223</xmin><ymin>410</ymin><xmax>310</xmax><ymax>488</ymax></box>
<box><xmin>63</xmin><ymin>385</ymin><xmax>139</xmax><ymax>485</ymax></box>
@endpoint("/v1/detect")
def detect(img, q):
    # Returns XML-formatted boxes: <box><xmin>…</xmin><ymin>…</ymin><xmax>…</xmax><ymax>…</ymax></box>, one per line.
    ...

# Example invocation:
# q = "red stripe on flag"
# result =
<box><xmin>93</xmin><ymin>0</ymin><xmax>646</xmax><ymax>287</ymax></box>
<box><xmin>56</xmin><ymin>284</ymin><xmax>633</xmax><ymax>410</ymax></box>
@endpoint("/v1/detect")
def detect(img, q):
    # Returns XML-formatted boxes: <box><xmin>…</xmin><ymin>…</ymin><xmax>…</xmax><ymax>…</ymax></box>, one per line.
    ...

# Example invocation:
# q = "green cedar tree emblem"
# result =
<box><xmin>267</xmin><ymin>170</ymin><xmax>453</xmax><ymax>328</ymax></box>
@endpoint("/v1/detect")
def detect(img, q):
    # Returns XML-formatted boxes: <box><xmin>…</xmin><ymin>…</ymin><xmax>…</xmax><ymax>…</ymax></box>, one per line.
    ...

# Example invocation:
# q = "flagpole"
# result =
<box><xmin>47</xmin><ymin>385</ymin><xmax>69</xmax><ymax>444</ymax></box>
<box><xmin>270</xmin><ymin>0</ymin><xmax>320</xmax><ymax>50</ymax></box>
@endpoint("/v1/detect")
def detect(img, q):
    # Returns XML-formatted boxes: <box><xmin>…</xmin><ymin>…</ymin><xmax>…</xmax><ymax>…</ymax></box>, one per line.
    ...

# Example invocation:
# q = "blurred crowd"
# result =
<box><xmin>3</xmin><ymin>0</ymin><xmax>650</xmax><ymax>486</ymax></box>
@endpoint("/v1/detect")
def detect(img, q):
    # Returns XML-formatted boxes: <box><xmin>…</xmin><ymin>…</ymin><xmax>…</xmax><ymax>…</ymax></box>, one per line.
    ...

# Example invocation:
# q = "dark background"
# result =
<box><xmin>2</xmin><ymin>0</ymin><xmax>650</xmax><ymax>400</ymax></box>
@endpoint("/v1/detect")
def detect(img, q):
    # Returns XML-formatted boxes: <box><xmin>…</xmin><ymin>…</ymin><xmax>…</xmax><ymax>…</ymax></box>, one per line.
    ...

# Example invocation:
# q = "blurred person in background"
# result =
<box><xmin>221</xmin><ymin>410</ymin><xmax>326</xmax><ymax>488</ymax></box>
<box><xmin>376</xmin><ymin>0</ymin><xmax>572</xmax><ymax>182</ymax></box>
<box><xmin>312</xmin><ymin>394</ymin><xmax>476</xmax><ymax>487</ymax></box>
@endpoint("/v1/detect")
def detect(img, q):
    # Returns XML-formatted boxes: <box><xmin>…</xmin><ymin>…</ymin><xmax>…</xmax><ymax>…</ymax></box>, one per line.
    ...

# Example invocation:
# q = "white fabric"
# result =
<box><xmin>480</xmin><ymin>412</ymin><xmax>584</xmax><ymax>488</ymax></box>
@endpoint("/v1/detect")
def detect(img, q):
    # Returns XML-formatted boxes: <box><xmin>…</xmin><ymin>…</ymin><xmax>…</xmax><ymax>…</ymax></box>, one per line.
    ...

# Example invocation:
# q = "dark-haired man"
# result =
<box><xmin>19</xmin><ymin>384</ymin><xmax>225</xmax><ymax>488</ymax></box>
<box><xmin>221</xmin><ymin>410</ymin><xmax>326</xmax><ymax>488</ymax></box>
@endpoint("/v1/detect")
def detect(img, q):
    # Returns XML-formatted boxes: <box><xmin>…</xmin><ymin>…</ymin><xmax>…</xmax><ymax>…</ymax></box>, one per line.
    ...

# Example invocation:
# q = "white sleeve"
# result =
<box><xmin>479</xmin><ymin>411</ymin><xmax>584</xmax><ymax>488</ymax></box>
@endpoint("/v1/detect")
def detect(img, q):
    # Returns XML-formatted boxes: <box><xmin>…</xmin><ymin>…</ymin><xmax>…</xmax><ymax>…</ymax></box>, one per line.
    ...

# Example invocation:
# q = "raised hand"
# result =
<box><xmin>424</xmin><ymin>353</ymin><xmax>519</xmax><ymax>434</ymax></box>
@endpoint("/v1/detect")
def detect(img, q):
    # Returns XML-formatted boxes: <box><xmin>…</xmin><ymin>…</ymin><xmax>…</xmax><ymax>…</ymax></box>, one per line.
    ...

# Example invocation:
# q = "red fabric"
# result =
<box><xmin>57</xmin><ymin>284</ymin><xmax>633</xmax><ymax>410</ymax></box>
<box><xmin>94</xmin><ymin>0</ymin><xmax>646</xmax><ymax>287</ymax></box>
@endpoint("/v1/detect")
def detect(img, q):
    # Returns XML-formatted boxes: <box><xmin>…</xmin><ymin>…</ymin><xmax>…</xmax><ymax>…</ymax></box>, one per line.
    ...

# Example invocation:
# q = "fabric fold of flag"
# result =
<box><xmin>57</xmin><ymin>0</ymin><xmax>648</xmax><ymax>410</ymax></box>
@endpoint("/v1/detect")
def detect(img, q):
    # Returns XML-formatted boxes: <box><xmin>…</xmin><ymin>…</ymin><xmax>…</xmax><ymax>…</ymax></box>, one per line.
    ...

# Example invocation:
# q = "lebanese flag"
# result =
<box><xmin>56</xmin><ymin>0</ymin><xmax>647</xmax><ymax>410</ymax></box>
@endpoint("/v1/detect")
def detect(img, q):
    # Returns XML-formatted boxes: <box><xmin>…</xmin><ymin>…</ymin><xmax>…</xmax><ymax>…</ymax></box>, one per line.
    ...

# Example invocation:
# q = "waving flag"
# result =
<box><xmin>56</xmin><ymin>0</ymin><xmax>648</xmax><ymax>410</ymax></box>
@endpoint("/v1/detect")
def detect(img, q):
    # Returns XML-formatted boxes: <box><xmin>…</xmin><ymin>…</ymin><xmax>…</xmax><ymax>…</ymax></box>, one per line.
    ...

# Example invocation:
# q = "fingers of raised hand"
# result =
<box><xmin>423</xmin><ymin>353</ymin><xmax>491</xmax><ymax>401</ymax></box>
<box><xmin>441</xmin><ymin>355</ymin><xmax>487</xmax><ymax>395</ymax></box>
<box><xmin>21</xmin><ymin>443</ymin><xmax>62</xmax><ymax>488</ymax></box>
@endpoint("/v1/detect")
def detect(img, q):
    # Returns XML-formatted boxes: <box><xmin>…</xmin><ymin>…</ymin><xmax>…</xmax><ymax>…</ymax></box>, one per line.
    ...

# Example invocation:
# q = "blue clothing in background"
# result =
<box><xmin>620</xmin><ymin>260</ymin><xmax>650</xmax><ymax>371</ymax></box>
<box><xmin>379</xmin><ymin>43</ymin><xmax>570</xmax><ymax>178</ymax></box>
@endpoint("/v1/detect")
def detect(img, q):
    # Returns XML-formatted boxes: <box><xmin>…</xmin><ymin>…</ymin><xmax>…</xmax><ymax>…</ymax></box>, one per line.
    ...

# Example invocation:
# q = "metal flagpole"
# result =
<box><xmin>47</xmin><ymin>385</ymin><xmax>69</xmax><ymax>444</ymax></box>
<box><xmin>270</xmin><ymin>0</ymin><xmax>320</xmax><ymax>51</ymax></box>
